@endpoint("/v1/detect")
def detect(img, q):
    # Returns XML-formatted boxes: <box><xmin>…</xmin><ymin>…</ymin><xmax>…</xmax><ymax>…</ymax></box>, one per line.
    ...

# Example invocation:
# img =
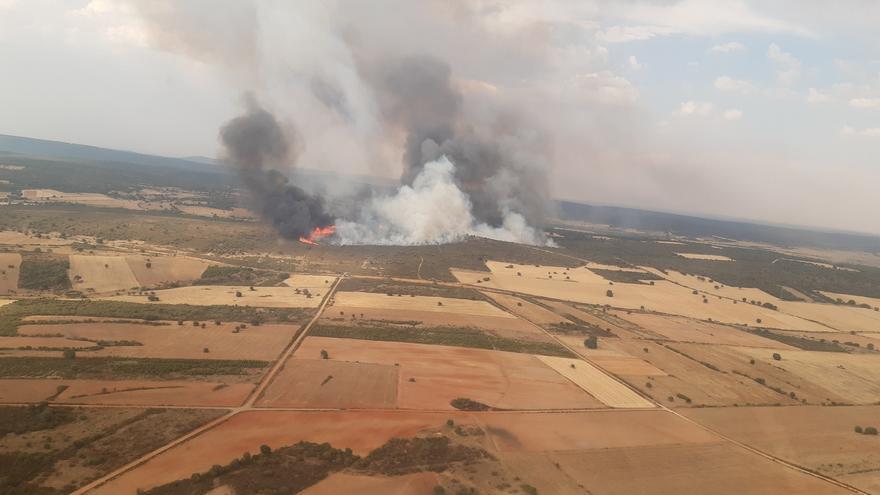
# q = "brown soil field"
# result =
<box><xmin>258</xmin><ymin>358</ymin><xmax>398</xmax><ymax>408</ymax></box>
<box><xmin>321</xmin><ymin>306</ymin><xmax>552</xmax><ymax>343</ymax></box>
<box><xmin>482</xmin><ymin>292</ymin><xmax>570</xmax><ymax>325</ymax></box>
<box><xmin>454</xmin><ymin>261</ymin><xmax>829</xmax><ymax>331</ymax></box>
<box><xmin>102</xmin><ymin>285</ymin><xmax>323</xmax><ymax>308</ymax></box>
<box><xmin>0</xmin><ymin>335</ymin><xmax>94</xmax><ymax>349</ymax></box>
<box><xmin>731</xmin><ymin>346</ymin><xmax>880</xmax><ymax>404</ymax></box>
<box><xmin>296</xmin><ymin>337</ymin><xmax>605</xmax><ymax>410</ymax></box>
<box><xmin>536</xmin><ymin>356</ymin><xmax>655</xmax><ymax>408</ymax></box>
<box><xmin>548</xmin><ymin>442</ymin><xmax>850</xmax><ymax>495</ymax></box>
<box><xmin>606</xmin><ymin>340</ymin><xmax>800</xmax><ymax>407</ymax></box>
<box><xmin>0</xmin><ymin>252</ymin><xmax>21</xmax><ymax>293</ymax></box>
<box><xmin>0</xmin><ymin>379</ymin><xmax>253</xmax><ymax>406</ymax></box>
<box><xmin>675</xmin><ymin>252</ymin><xmax>734</xmax><ymax>261</ymax></box>
<box><xmin>69</xmin><ymin>255</ymin><xmax>141</xmax><ymax>293</ymax></box>
<box><xmin>477</xmin><ymin>409</ymin><xmax>717</xmax><ymax>452</ymax></box>
<box><xmin>331</xmin><ymin>291</ymin><xmax>514</xmax><ymax>318</ymax></box>
<box><xmin>617</xmin><ymin>312</ymin><xmax>795</xmax><ymax>348</ymax></box>
<box><xmin>89</xmin><ymin>410</ymin><xmax>457</xmax><ymax>494</ymax></box>
<box><xmin>682</xmin><ymin>406</ymin><xmax>880</xmax><ymax>486</ymax></box>
<box><xmin>302</xmin><ymin>472</ymin><xmax>440</xmax><ymax>495</ymax></box>
<box><xmin>587</xmin><ymin>355</ymin><xmax>668</xmax><ymax>376</ymax></box>
<box><xmin>125</xmin><ymin>255</ymin><xmax>209</xmax><ymax>287</ymax></box>
<box><xmin>19</xmin><ymin>322</ymin><xmax>299</xmax><ymax>360</ymax></box>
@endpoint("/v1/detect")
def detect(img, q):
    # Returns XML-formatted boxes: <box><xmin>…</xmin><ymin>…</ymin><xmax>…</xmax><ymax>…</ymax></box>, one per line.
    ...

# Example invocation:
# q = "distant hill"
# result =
<box><xmin>0</xmin><ymin>134</ymin><xmax>220</xmax><ymax>174</ymax></box>
<box><xmin>557</xmin><ymin>201</ymin><xmax>880</xmax><ymax>252</ymax></box>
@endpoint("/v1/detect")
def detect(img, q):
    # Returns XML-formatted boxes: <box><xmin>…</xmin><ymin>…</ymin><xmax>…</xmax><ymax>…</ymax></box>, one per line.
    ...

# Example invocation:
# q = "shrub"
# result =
<box><xmin>866</xmin><ymin>426</ymin><xmax>878</xmax><ymax>435</ymax></box>
<box><xmin>606</xmin><ymin>289</ymin><xmax>614</xmax><ymax>297</ymax></box>
<box><xmin>203</xmin><ymin>347</ymin><xmax>209</xmax><ymax>353</ymax></box>
<box><xmin>235</xmin><ymin>291</ymin><xmax>243</xmax><ymax>298</ymax></box>
<box><xmin>259</xmin><ymin>444</ymin><xmax>272</xmax><ymax>455</ymax></box>
<box><xmin>584</xmin><ymin>335</ymin><xmax>598</xmax><ymax>349</ymax></box>
<box><xmin>145</xmin><ymin>262</ymin><xmax>152</xmax><ymax>269</ymax></box>
<box><xmin>855</xmin><ymin>426</ymin><xmax>863</xmax><ymax>433</ymax></box>
<box><xmin>320</xmin><ymin>349</ymin><xmax>329</xmax><ymax>359</ymax></box>
<box><xmin>433</xmin><ymin>486</ymin><xmax>446</xmax><ymax>495</ymax></box>
<box><xmin>62</xmin><ymin>349</ymin><xmax>76</xmax><ymax>360</ymax></box>
<box><xmin>772</xmin><ymin>353</ymin><xmax>782</xmax><ymax>361</ymax></box>
<box><xmin>147</xmin><ymin>295</ymin><xmax>159</xmax><ymax>302</ymax></box>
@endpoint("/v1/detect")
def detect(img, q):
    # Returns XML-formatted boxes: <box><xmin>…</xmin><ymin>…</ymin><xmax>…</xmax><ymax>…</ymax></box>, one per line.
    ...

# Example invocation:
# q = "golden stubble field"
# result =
<box><xmin>453</xmin><ymin>261</ymin><xmax>836</xmax><ymax>332</ymax></box>
<box><xmin>0</xmin><ymin>252</ymin><xmax>21</xmax><ymax>293</ymax></box>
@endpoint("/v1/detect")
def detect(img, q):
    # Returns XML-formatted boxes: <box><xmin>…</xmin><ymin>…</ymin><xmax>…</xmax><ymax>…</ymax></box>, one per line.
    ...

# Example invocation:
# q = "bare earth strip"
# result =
<box><xmin>331</xmin><ymin>291</ymin><xmax>514</xmax><ymax>318</ymax></box>
<box><xmin>536</xmin><ymin>355</ymin><xmax>655</xmax><ymax>409</ymax></box>
<box><xmin>675</xmin><ymin>252</ymin><xmax>734</xmax><ymax>261</ymax></box>
<box><xmin>19</xmin><ymin>322</ymin><xmax>300</xmax><ymax>361</ymax></box>
<box><xmin>0</xmin><ymin>252</ymin><xmax>21</xmax><ymax>293</ymax></box>
<box><xmin>125</xmin><ymin>255</ymin><xmax>209</xmax><ymax>288</ymax></box>
<box><xmin>302</xmin><ymin>472</ymin><xmax>439</xmax><ymax>495</ymax></box>
<box><xmin>681</xmin><ymin>406</ymin><xmax>880</xmax><ymax>492</ymax></box>
<box><xmin>101</xmin><ymin>285</ymin><xmax>323</xmax><ymax>308</ymax></box>
<box><xmin>257</xmin><ymin>358</ymin><xmax>399</xmax><ymax>408</ymax></box>
<box><xmin>0</xmin><ymin>299</ymin><xmax>15</xmax><ymax>308</ymax></box>
<box><xmin>69</xmin><ymin>255</ymin><xmax>140</xmax><ymax>293</ymax></box>
<box><xmin>296</xmin><ymin>336</ymin><xmax>605</xmax><ymax>410</ymax></box>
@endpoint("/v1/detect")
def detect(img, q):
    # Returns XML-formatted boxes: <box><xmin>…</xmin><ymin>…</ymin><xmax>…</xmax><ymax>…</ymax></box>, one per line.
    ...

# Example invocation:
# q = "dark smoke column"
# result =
<box><xmin>220</xmin><ymin>96</ymin><xmax>332</xmax><ymax>240</ymax></box>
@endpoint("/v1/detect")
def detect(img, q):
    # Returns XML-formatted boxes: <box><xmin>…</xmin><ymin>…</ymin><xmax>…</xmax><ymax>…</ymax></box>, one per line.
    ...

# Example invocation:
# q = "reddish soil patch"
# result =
<box><xmin>302</xmin><ymin>472</ymin><xmax>440</xmax><ymax>495</ymax></box>
<box><xmin>258</xmin><ymin>359</ymin><xmax>398</xmax><ymax>408</ymax></box>
<box><xmin>296</xmin><ymin>337</ymin><xmax>604</xmax><ymax>410</ymax></box>
<box><xmin>89</xmin><ymin>410</ymin><xmax>457</xmax><ymax>495</ymax></box>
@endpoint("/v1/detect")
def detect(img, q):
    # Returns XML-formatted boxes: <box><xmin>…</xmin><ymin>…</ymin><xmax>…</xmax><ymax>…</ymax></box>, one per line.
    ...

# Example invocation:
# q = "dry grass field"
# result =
<box><xmin>125</xmin><ymin>255</ymin><xmax>209</xmax><ymax>287</ymax></box>
<box><xmin>258</xmin><ymin>358</ymin><xmax>399</xmax><ymax>408</ymax></box>
<box><xmin>674</xmin><ymin>252</ymin><xmax>734</xmax><ymax>261</ymax></box>
<box><xmin>18</xmin><ymin>322</ymin><xmax>299</xmax><ymax>360</ymax></box>
<box><xmin>0</xmin><ymin>378</ymin><xmax>253</xmax><ymax>406</ymax></box>
<box><xmin>331</xmin><ymin>291</ymin><xmax>514</xmax><ymax>318</ymax></box>
<box><xmin>536</xmin><ymin>355</ymin><xmax>655</xmax><ymax>408</ymax></box>
<box><xmin>0</xmin><ymin>252</ymin><xmax>21</xmax><ymax>293</ymax></box>
<box><xmin>101</xmin><ymin>285</ymin><xmax>324</xmax><ymax>308</ymax></box>
<box><xmin>295</xmin><ymin>336</ymin><xmax>605</xmax><ymax>410</ymax></box>
<box><xmin>681</xmin><ymin>406</ymin><xmax>880</xmax><ymax>488</ymax></box>
<box><xmin>776</xmin><ymin>300</ymin><xmax>880</xmax><ymax>333</ymax></box>
<box><xmin>0</xmin><ymin>335</ymin><xmax>95</xmax><ymax>349</ymax></box>
<box><xmin>482</xmin><ymin>292</ymin><xmax>570</xmax><ymax>325</ymax></box>
<box><xmin>617</xmin><ymin>312</ymin><xmax>795</xmax><ymax>348</ymax></box>
<box><xmin>69</xmin><ymin>255</ymin><xmax>140</xmax><ymax>293</ymax></box>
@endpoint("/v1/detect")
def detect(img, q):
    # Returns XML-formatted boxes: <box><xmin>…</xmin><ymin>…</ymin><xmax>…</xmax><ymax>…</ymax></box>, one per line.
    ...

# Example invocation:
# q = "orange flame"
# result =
<box><xmin>299</xmin><ymin>225</ymin><xmax>336</xmax><ymax>245</ymax></box>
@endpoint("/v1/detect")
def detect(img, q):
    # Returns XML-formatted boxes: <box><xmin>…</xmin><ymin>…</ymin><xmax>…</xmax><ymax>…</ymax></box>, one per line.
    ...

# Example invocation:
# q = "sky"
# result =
<box><xmin>0</xmin><ymin>0</ymin><xmax>878</xmax><ymax>235</ymax></box>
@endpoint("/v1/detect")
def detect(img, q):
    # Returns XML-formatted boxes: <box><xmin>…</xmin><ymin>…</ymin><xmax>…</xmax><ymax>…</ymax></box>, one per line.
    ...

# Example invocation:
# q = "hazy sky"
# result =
<box><xmin>0</xmin><ymin>1</ymin><xmax>878</xmax><ymax>235</ymax></box>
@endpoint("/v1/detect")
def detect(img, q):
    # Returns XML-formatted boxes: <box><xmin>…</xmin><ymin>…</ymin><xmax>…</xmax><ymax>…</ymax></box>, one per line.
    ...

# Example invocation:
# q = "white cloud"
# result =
<box><xmin>723</xmin><ymin>109</ymin><xmax>743</xmax><ymax>120</ymax></box>
<box><xmin>714</xmin><ymin>76</ymin><xmax>755</xmax><ymax>94</ymax></box>
<box><xmin>596</xmin><ymin>25</ymin><xmax>676</xmax><ymax>43</ymax></box>
<box><xmin>679</xmin><ymin>100</ymin><xmax>714</xmax><ymax>116</ymax></box>
<box><xmin>841</xmin><ymin>125</ymin><xmax>880</xmax><ymax>137</ymax></box>
<box><xmin>850</xmin><ymin>97</ymin><xmax>880</xmax><ymax>109</ymax></box>
<box><xmin>628</xmin><ymin>55</ymin><xmax>642</xmax><ymax>71</ymax></box>
<box><xmin>806</xmin><ymin>87</ymin><xmax>829</xmax><ymax>103</ymax></box>
<box><xmin>767</xmin><ymin>43</ymin><xmax>801</xmax><ymax>86</ymax></box>
<box><xmin>710</xmin><ymin>41</ymin><xmax>745</xmax><ymax>53</ymax></box>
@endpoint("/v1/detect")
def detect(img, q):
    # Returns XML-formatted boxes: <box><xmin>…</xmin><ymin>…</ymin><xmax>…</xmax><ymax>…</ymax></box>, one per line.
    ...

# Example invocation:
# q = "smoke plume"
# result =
<box><xmin>219</xmin><ymin>96</ymin><xmax>332</xmax><ymax>240</ymax></box>
<box><xmin>130</xmin><ymin>1</ymin><xmax>557</xmax><ymax>246</ymax></box>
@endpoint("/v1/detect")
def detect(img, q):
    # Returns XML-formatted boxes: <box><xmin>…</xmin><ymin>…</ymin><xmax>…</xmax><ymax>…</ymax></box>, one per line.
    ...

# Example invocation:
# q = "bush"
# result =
<box><xmin>606</xmin><ymin>289</ymin><xmax>614</xmax><ymax>297</ymax></box>
<box><xmin>772</xmin><ymin>353</ymin><xmax>782</xmax><ymax>361</ymax></box>
<box><xmin>62</xmin><ymin>349</ymin><xmax>76</xmax><ymax>360</ymax></box>
<box><xmin>866</xmin><ymin>426</ymin><xmax>878</xmax><ymax>435</ymax></box>
<box><xmin>855</xmin><ymin>426</ymin><xmax>863</xmax><ymax>433</ymax></box>
<box><xmin>260</xmin><ymin>444</ymin><xmax>272</xmax><ymax>455</ymax></box>
<box><xmin>320</xmin><ymin>349</ymin><xmax>329</xmax><ymax>359</ymax></box>
<box><xmin>584</xmin><ymin>335</ymin><xmax>598</xmax><ymax>349</ymax></box>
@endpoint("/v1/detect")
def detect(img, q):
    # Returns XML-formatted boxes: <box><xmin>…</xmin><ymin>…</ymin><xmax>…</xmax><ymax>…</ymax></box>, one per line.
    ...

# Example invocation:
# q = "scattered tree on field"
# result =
<box><xmin>606</xmin><ymin>289</ymin><xmax>614</xmax><ymax>297</ymax></box>
<box><xmin>320</xmin><ymin>349</ymin><xmax>329</xmax><ymax>359</ymax></box>
<box><xmin>855</xmin><ymin>426</ymin><xmax>864</xmax><ymax>433</ymax></box>
<box><xmin>772</xmin><ymin>353</ymin><xmax>782</xmax><ymax>361</ymax></box>
<box><xmin>584</xmin><ymin>336</ymin><xmax>598</xmax><ymax>349</ymax></box>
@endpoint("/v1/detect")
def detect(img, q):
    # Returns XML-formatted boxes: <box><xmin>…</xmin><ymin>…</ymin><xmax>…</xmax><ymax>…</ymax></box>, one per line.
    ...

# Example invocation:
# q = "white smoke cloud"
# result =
<box><xmin>333</xmin><ymin>156</ymin><xmax>550</xmax><ymax>246</ymax></box>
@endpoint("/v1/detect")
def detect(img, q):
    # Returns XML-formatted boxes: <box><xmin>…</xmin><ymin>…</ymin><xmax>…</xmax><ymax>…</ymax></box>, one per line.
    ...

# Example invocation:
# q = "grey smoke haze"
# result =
<box><xmin>219</xmin><ymin>96</ymin><xmax>332</xmax><ymax>239</ymax></box>
<box><xmin>128</xmin><ymin>1</ymin><xmax>555</xmax><ymax>244</ymax></box>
